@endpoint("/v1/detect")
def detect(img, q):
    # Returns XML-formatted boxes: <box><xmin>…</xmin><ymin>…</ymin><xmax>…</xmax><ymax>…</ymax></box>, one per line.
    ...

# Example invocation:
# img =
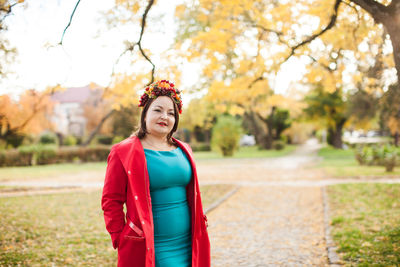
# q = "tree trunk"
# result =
<box><xmin>350</xmin><ymin>0</ymin><xmax>400</xmax><ymax>84</ymax></box>
<box><xmin>331</xmin><ymin>119</ymin><xmax>346</xmax><ymax>149</ymax></box>
<box><xmin>81</xmin><ymin>110</ymin><xmax>115</xmax><ymax>146</ymax></box>
<box><xmin>243</xmin><ymin>110</ymin><xmax>268</xmax><ymax>148</ymax></box>
<box><xmin>394</xmin><ymin>131</ymin><xmax>399</xmax><ymax>147</ymax></box>
<box><xmin>385</xmin><ymin>15</ymin><xmax>400</xmax><ymax>85</ymax></box>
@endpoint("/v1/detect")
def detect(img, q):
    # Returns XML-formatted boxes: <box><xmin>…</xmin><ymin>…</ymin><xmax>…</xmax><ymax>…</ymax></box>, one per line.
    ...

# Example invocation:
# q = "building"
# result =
<box><xmin>51</xmin><ymin>85</ymin><xmax>103</xmax><ymax>137</ymax></box>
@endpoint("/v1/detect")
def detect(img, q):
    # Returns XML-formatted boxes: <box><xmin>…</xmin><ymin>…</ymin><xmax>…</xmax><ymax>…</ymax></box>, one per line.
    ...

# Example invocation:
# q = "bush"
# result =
<box><xmin>63</xmin><ymin>135</ymin><xmax>78</xmax><ymax>146</ymax></box>
<box><xmin>6</xmin><ymin>134</ymin><xmax>25</xmax><ymax>148</ymax></box>
<box><xmin>0</xmin><ymin>145</ymin><xmax>110</xmax><ymax>167</ymax></box>
<box><xmin>18</xmin><ymin>144</ymin><xmax>57</xmax><ymax>165</ymax></box>
<box><xmin>96</xmin><ymin>135</ymin><xmax>113</xmax><ymax>145</ymax></box>
<box><xmin>112</xmin><ymin>136</ymin><xmax>125</xmax><ymax>144</ymax></box>
<box><xmin>39</xmin><ymin>132</ymin><xmax>57</xmax><ymax>145</ymax></box>
<box><xmin>211</xmin><ymin>115</ymin><xmax>242</xmax><ymax>157</ymax></box>
<box><xmin>191</xmin><ymin>143</ymin><xmax>211</xmax><ymax>152</ymax></box>
<box><xmin>273</xmin><ymin>140</ymin><xmax>286</xmax><ymax>150</ymax></box>
<box><xmin>354</xmin><ymin>144</ymin><xmax>400</xmax><ymax>172</ymax></box>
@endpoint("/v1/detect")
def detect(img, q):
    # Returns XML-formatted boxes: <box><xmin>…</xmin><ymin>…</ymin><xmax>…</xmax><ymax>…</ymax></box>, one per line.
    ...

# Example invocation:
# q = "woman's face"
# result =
<box><xmin>144</xmin><ymin>96</ymin><xmax>176</xmax><ymax>138</ymax></box>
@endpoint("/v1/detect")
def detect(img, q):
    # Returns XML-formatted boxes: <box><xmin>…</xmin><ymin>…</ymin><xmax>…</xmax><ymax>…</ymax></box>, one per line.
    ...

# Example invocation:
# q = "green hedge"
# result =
<box><xmin>0</xmin><ymin>145</ymin><xmax>111</xmax><ymax>167</ymax></box>
<box><xmin>354</xmin><ymin>144</ymin><xmax>400</xmax><ymax>172</ymax></box>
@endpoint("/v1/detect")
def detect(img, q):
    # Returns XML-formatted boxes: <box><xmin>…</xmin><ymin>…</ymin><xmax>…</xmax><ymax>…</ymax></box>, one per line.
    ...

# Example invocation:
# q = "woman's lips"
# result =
<box><xmin>157</xmin><ymin>122</ymin><xmax>167</xmax><ymax>127</ymax></box>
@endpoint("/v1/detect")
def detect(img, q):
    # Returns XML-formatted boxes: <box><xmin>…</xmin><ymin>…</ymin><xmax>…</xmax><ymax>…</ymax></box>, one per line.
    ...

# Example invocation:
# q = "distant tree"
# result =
<box><xmin>0</xmin><ymin>90</ymin><xmax>53</xmax><ymax>147</ymax></box>
<box><xmin>381</xmin><ymin>83</ymin><xmax>400</xmax><ymax>146</ymax></box>
<box><xmin>0</xmin><ymin>0</ymin><xmax>25</xmax><ymax>78</ymax></box>
<box><xmin>111</xmin><ymin>104</ymin><xmax>141</xmax><ymax>138</ymax></box>
<box><xmin>304</xmin><ymin>84</ymin><xmax>348</xmax><ymax>148</ymax></box>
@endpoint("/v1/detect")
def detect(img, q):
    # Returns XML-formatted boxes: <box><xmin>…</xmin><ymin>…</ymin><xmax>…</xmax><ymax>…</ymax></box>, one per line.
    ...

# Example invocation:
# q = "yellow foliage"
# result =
<box><xmin>388</xmin><ymin>117</ymin><xmax>400</xmax><ymax>135</ymax></box>
<box><xmin>0</xmin><ymin>90</ymin><xmax>54</xmax><ymax>135</ymax></box>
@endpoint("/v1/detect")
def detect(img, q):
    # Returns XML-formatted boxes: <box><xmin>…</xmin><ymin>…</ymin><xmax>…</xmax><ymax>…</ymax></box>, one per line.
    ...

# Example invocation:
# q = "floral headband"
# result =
<box><xmin>138</xmin><ymin>80</ymin><xmax>183</xmax><ymax>114</ymax></box>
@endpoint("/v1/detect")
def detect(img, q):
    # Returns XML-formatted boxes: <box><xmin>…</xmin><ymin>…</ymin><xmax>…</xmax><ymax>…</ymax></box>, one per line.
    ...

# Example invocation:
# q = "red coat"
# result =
<box><xmin>101</xmin><ymin>136</ymin><xmax>211</xmax><ymax>267</ymax></box>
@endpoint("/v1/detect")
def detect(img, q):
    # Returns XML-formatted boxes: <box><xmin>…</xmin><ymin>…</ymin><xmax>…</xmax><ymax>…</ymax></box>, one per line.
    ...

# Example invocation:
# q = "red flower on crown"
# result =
<box><xmin>138</xmin><ymin>80</ymin><xmax>183</xmax><ymax>114</ymax></box>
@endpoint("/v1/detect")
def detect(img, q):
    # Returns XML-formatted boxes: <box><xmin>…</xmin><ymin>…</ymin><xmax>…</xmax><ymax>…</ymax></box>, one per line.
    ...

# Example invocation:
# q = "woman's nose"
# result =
<box><xmin>160</xmin><ymin>112</ymin><xmax>168</xmax><ymax>119</ymax></box>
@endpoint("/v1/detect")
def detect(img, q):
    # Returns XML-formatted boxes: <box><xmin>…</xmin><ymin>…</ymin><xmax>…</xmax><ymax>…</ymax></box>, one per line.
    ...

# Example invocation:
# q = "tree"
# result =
<box><xmin>381</xmin><ymin>83</ymin><xmax>400</xmax><ymax>146</ymax></box>
<box><xmin>111</xmin><ymin>104</ymin><xmax>141</xmax><ymax>138</ymax></box>
<box><xmin>304</xmin><ymin>84</ymin><xmax>348</xmax><ymax>148</ymax></box>
<box><xmin>211</xmin><ymin>114</ymin><xmax>242</xmax><ymax>157</ymax></box>
<box><xmin>0</xmin><ymin>90</ymin><xmax>53</xmax><ymax>147</ymax></box>
<box><xmin>0</xmin><ymin>0</ymin><xmax>24</xmax><ymax>78</ymax></box>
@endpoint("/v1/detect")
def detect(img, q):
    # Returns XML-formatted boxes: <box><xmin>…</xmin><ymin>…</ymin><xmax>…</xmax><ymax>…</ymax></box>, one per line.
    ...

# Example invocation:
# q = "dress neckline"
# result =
<box><xmin>144</xmin><ymin>147</ymin><xmax>180</xmax><ymax>152</ymax></box>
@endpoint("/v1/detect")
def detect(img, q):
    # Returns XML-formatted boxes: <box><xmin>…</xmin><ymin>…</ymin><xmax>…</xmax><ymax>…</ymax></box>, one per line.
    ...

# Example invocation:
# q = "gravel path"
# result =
<box><xmin>208</xmin><ymin>186</ymin><xmax>327</xmax><ymax>266</ymax></box>
<box><xmin>205</xmin><ymin>139</ymin><xmax>329</xmax><ymax>266</ymax></box>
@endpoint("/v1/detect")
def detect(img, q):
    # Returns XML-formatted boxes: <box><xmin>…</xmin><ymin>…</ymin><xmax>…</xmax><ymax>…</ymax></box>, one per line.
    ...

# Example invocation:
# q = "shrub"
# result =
<box><xmin>211</xmin><ymin>115</ymin><xmax>242</xmax><ymax>157</ymax></box>
<box><xmin>96</xmin><ymin>135</ymin><xmax>113</xmax><ymax>145</ymax></box>
<box><xmin>6</xmin><ymin>134</ymin><xmax>25</xmax><ymax>148</ymax></box>
<box><xmin>18</xmin><ymin>144</ymin><xmax>57</xmax><ymax>165</ymax></box>
<box><xmin>354</xmin><ymin>144</ymin><xmax>400</xmax><ymax>172</ymax></box>
<box><xmin>112</xmin><ymin>136</ymin><xmax>125</xmax><ymax>144</ymax></box>
<box><xmin>0</xmin><ymin>145</ymin><xmax>110</xmax><ymax>167</ymax></box>
<box><xmin>191</xmin><ymin>143</ymin><xmax>211</xmax><ymax>152</ymax></box>
<box><xmin>63</xmin><ymin>135</ymin><xmax>78</xmax><ymax>146</ymax></box>
<box><xmin>273</xmin><ymin>140</ymin><xmax>285</xmax><ymax>150</ymax></box>
<box><xmin>39</xmin><ymin>132</ymin><xmax>57</xmax><ymax>145</ymax></box>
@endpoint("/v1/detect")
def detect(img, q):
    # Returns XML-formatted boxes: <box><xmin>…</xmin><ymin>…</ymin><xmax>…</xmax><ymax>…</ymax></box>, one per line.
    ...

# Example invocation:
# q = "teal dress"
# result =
<box><xmin>144</xmin><ymin>147</ymin><xmax>192</xmax><ymax>267</ymax></box>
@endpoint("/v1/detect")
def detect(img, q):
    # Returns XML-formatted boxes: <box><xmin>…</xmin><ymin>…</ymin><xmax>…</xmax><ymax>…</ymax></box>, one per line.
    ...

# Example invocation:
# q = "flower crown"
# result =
<box><xmin>138</xmin><ymin>80</ymin><xmax>183</xmax><ymax>114</ymax></box>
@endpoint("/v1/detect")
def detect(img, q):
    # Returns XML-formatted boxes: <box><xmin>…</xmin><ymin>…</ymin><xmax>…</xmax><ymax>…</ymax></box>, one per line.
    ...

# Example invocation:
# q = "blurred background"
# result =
<box><xmin>1</xmin><ymin>0</ymin><xmax>399</xmax><ymax>164</ymax></box>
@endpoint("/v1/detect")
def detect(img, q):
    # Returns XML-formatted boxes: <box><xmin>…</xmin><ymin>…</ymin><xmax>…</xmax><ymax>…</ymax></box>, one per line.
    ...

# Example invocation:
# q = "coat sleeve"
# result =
<box><xmin>101</xmin><ymin>146</ymin><xmax>127</xmax><ymax>249</ymax></box>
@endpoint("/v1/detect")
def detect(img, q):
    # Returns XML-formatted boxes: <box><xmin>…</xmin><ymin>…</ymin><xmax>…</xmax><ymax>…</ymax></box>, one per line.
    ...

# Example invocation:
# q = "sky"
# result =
<box><xmin>1</xmin><ymin>0</ymin><xmax>305</xmax><ymax>99</ymax></box>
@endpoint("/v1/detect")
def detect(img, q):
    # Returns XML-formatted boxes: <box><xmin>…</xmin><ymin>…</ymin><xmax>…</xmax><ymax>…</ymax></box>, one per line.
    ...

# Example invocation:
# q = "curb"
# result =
<box><xmin>204</xmin><ymin>185</ymin><xmax>240</xmax><ymax>215</ymax></box>
<box><xmin>322</xmin><ymin>186</ymin><xmax>342</xmax><ymax>266</ymax></box>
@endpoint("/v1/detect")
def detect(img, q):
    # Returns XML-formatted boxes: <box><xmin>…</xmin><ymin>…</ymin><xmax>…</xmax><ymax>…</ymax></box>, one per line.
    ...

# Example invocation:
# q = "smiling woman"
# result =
<box><xmin>101</xmin><ymin>80</ymin><xmax>210</xmax><ymax>267</ymax></box>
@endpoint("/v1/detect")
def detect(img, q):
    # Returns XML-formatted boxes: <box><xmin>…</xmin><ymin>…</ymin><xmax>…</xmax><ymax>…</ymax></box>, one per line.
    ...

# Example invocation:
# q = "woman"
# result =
<box><xmin>101</xmin><ymin>80</ymin><xmax>210</xmax><ymax>267</ymax></box>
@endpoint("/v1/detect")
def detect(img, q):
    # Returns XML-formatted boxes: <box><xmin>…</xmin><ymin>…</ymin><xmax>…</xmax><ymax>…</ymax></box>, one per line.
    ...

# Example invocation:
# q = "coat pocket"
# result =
<box><xmin>123</xmin><ymin>218</ymin><xmax>145</xmax><ymax>241</ymax></box>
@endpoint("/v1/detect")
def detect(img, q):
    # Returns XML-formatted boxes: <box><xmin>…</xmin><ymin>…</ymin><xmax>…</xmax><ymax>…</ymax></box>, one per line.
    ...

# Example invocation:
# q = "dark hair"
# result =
<box><xmin>135</xmin><ymin>96</ymin><xmax>180</xmax><ymax>145</ymax></box>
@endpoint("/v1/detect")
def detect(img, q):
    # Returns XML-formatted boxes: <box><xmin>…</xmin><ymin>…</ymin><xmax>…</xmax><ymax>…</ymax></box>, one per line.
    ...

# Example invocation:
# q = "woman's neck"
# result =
<box><xmin>143</xmin><ymin>134</ymin><xmax>168</xmax><ymax>145</ymax></box>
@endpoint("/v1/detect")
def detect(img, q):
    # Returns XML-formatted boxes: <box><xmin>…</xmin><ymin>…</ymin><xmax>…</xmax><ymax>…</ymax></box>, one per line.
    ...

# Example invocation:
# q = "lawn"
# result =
<box><xmin>328</xmin><ymin>183</ymin><xmax>400</xmax><ymax>266</ymax></box>
<box><xmin>0</xmin><ymin>184</ymin><xmax>234</xmax><ymax>266</ymax></box>
<box><xmin>0</xmin><ymin>162</ymin><xmax>107</xmax><ymax>182</ymax></box>
<box><xmin>193</xmin><ymin>145</ymin><xmax>297</xmax><ymax>160</ymax></box>
<box><xmin>318</xmin><ymin>146</ymin><xmax>400</xmax><ymax>178</ymax></box>
<box><xmin>0</xmin><ymin>145</ymin><xmax>297</xmax><ymax>182</ymax></box>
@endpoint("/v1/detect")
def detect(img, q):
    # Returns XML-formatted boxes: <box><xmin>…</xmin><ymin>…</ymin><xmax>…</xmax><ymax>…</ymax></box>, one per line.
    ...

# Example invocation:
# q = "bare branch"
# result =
<box><xmin>247</xmin><ymin>76</ymin><xmax>265</xmax><ymax>89</ymax></box>
<box><xmin>109</xmin><ymin>0</ymin><xmax>156</xmax><ymax>88</ymax></box>
<box><xmin>59</xmin><ymin>0</ymin><xmax>81</xmax><ymax>45</ymax></box>
<box><xmin>283</xmin><ymin>0</ymin><xmax>342</xmax><ymax>63</ymax></box>
<box><xmin>0</xmin><ymin>2</ymin><xmax>18</xmax><ymax>27</ymax></box>
<box><xmin>137</xmin><ymin>0</ymin><xmax>155</xmax><ymax>85</ymax></box>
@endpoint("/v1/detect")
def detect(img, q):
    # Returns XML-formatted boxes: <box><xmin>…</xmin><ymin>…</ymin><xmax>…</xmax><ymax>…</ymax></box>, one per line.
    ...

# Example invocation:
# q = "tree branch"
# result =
<box><xmin>109</xmin><ymin>0</ymin><xmax>155</xmax><ymax>87</ymax></box>
<box><xmin>349</xmin><ymin>0</ymin><xmax>387</xmax><ymax>23</ymax></box>
<box><xmin>137</xmin><ymin>0</ymin><xmax>155</xmax><ymax>85</ymax></box>
<box><xmin>59</xmin><ymin>0</ymin><xmax>81</xmax><ymax>45</ymax></box>
<box><xmin>0</xmin><ymin>2</ymin><xmax>18</xmax><ymax>27</ymax></box>
<box><xmin>283</xmin><ymin>0</ymin><xmax>342</xmax><ymax>63</ymax></box>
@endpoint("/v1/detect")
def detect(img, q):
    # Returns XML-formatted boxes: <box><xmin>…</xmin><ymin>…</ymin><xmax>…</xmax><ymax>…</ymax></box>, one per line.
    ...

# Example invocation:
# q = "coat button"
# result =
<box><xmin>134</xmin><ymin>195</ymin><xmax>138</xmax><ymax>200</ymax></box>
<box><xmin>147</xmin><ymin>247</ymin><xmax>150</xmax><ymax>251</ymax></box>
<box><xmin>141</xmin><ymin>220</ymin><xmax>145</xmax><ymax>225</ymax></box>
<box><xmin>128</xmin><ymin>170</ymin><xmax>131</xmax><ymax>175</ymax></box>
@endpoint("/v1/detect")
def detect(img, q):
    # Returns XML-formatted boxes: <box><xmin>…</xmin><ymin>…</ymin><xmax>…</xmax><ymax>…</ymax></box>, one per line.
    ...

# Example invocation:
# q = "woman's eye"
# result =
<box><xmin>168</xmin><ymin>113</ymin><xmax>174</xmax><ymax>116</ymax></box>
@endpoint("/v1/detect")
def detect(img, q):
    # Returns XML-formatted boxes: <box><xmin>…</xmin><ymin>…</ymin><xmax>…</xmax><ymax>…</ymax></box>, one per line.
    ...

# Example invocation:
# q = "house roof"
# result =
<box><xmin>51</xmin><ymin>85</ymin><xmax>102</xmax><ymax>103</ymax></box>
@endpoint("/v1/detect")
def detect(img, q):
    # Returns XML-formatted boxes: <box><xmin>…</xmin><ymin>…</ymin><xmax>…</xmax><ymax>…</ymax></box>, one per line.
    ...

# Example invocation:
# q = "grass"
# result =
<box><xmin>328</xmin><ymin>183</ymin><xmax>400</xmax><ymax>266</ymax></box>
<box><xmin>0</xmin><ymin>145</ymin><xmax>297</xmax><ymax>182</ymax></box>
<box><xmin>193</xmin><ymin>145</ymin><xmax>297</xmax><ymax>160</ymax></box>
<box><xmin>318</xmin><ymin>146</ymin><xmax>400</xmax><ymax>177</ymax></box>
<box><xmin>0</xmin><ymin>184</ymin><xmax>233</xmax><ymax>266</ymax></box>
<box><xmin>0</xmin><ymin>162</ymin><xmax>107</xmax><ymax>182</ymax></box>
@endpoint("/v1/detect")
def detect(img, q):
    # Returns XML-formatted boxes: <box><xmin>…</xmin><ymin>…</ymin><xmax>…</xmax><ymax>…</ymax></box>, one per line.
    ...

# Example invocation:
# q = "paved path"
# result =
<box><xmin>203</xmin><ymin>139</ymin><xmax>329</xmax><ymax>266</ymax></box>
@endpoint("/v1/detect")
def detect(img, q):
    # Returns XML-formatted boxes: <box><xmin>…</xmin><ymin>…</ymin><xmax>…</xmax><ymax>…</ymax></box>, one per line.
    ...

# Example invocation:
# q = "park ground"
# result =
<box><xmin>0</xmin><ymin>140</ymin><xmax>399</xmax><ymax>266</ymax></box>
